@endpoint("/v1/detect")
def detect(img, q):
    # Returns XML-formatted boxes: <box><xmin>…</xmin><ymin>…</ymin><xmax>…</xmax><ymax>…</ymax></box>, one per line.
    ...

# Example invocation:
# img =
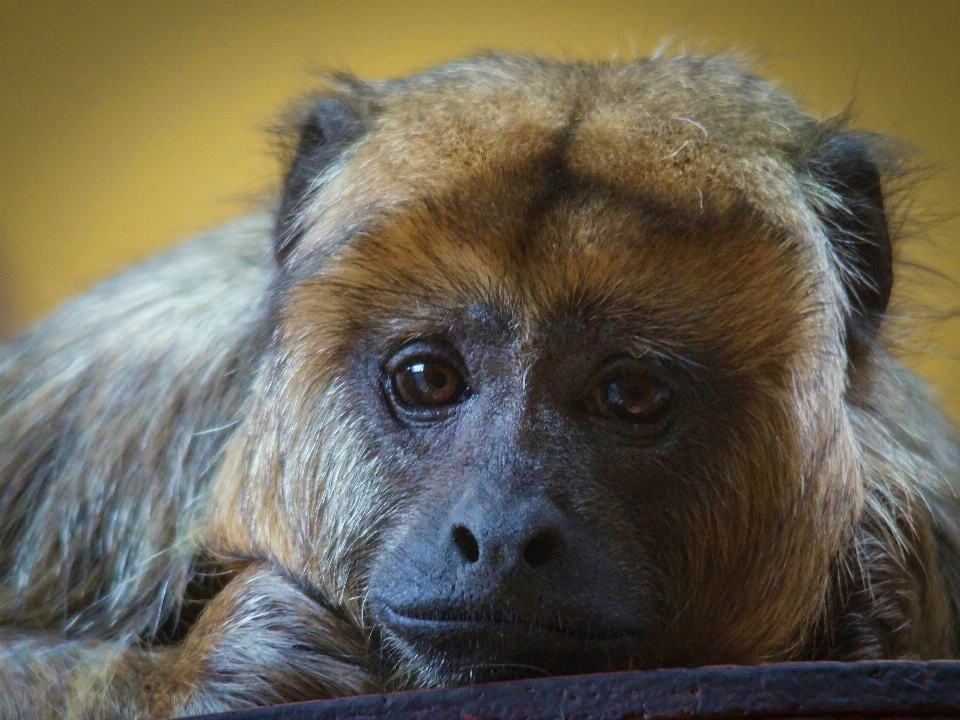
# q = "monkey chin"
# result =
<box><xmin>373</xmin><ymin>602</ymin><xmax>645</xmax><ymax>684</ymax></box>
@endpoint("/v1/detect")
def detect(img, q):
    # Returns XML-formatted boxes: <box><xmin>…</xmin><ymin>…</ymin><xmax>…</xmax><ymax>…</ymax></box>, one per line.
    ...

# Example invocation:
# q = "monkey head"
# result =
<box><xmin>209</xmin><ymin>56</ymin><xmax>895</xmax><ymax>684</ymax></box>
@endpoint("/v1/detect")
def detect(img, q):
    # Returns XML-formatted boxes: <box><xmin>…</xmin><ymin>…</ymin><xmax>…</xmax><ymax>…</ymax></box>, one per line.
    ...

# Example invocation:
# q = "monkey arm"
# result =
<box><xmin>0</xmin><ymin>563</ymin><xmax>380</xmax><ymax>719</ymax></box>
<box><xmin>169</xmin><ymin>563</ymin><xmax>381</xmax><ymax>716</ymax></box>
<box><xmin>0</xmin><ymin>217</ymin><xmax>325</xmax><ymax>718</ymax></box>
<box><xmin>0</xmin><ymin>631</ymin><xmax>174</xmax><ymax>720</ymax></box>
<box><xmin>0</xmin><ymin>217</ymin><xmax>275</xmax><ymax>640</ymax></box>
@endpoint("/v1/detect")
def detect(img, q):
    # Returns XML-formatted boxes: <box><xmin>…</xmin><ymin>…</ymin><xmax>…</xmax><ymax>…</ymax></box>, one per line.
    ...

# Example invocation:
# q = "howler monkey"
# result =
<box><xmin>1</xmin><ymin>54</ymin><xmax>959</xmax><ymax>719</ymax></box>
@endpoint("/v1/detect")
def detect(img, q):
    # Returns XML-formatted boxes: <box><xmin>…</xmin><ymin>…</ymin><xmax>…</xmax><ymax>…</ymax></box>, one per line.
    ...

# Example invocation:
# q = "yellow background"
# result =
<box><xmin>1</xmin><ymin>1</ymin><xmax>958</xmax><ymax>423</ymax></box>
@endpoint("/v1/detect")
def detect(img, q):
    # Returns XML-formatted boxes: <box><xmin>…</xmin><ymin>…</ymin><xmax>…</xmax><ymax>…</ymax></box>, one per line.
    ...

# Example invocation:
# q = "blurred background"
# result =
<box><xmin>0</xmin><ymin>0</ymin><xmax>958</xmax><ymax>423</ymax></box>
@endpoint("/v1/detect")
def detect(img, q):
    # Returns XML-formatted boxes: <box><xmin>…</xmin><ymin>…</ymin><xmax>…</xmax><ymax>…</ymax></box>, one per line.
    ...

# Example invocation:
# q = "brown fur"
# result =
<box><xmin>0</xmin><ymin>54</ymin><xmax>957</xmax><ymax>718</ymax></box>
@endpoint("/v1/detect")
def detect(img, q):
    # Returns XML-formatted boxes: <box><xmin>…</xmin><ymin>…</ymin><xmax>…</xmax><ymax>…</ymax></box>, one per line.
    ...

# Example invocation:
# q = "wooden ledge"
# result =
<box><xmin>190</xmin><ymin>661</ymin><xmax>960</xmax><ymax>719</ymax></box>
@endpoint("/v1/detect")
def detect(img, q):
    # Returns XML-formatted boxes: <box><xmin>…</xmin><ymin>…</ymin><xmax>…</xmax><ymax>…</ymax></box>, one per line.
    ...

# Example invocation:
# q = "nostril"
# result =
<box><xmin>451</xmin><ymin>524</ymin><xmax>480</xmax><ymax>563</ymax></box>
<box><xmin>522</xmin><ymin>529</ymin><xmax>558</xmax><ymax>568</ymax></box>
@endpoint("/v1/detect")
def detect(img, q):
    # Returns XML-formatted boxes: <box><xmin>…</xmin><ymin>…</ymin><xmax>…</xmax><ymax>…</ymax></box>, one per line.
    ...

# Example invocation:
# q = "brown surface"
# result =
<box><xmin>185</xmin><ymin>662</ymin><xmax>960</xmax><ymax>720</ymax></box>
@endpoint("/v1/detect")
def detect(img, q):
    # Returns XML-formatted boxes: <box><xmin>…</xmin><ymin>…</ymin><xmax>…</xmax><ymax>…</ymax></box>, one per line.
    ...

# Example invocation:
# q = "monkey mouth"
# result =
<box><xmin>383</xmin><ymin>604</ymin><xmax>639</xmax><ymax>641</ymax></box>
<box><xmin>378</xmin><ymin>604</ymin><xmax>644</xmax><ymax>681</ymax></box>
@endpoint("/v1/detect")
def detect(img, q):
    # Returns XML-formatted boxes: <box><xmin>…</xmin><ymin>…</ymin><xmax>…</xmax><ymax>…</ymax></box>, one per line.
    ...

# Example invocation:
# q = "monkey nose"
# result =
<box><xmin>451</xmin><ymin>524</ymin><xmax>480</xmax><ymax>563</ymax></box>
<box><xmin>448</xmin><ymin>516</ymin><xmax>562</xmax><ymax>570</ymax></box>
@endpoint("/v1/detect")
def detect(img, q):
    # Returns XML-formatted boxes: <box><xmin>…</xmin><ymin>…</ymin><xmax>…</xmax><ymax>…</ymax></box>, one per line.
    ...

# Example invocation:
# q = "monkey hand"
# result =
<box><xmin>164</xmin><ymin>563</ymin><xmax>380</xmax><ymax>718</ymax></box>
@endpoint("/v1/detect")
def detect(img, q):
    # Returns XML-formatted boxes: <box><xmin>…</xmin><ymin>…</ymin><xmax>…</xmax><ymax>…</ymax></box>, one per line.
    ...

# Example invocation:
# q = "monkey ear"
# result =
<box><xmin>275</xmin><ymin>97</ymin><xmax>365</xmax><ymax>264</ymax></box>
<box><xmin>809</xmin><ymin>132</ymin><xmax>894</xmax><ymax>353</ymax></box>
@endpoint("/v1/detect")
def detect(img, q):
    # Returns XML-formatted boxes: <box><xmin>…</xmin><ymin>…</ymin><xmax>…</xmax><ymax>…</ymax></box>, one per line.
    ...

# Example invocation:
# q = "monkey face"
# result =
<box><xmin>365</xmin><ymin>309</ymin><xmax>668</xmax><ymax>682</ymax></box>
<box><xmin>213</xmin><ymin>56</ymin><xmax>886</xmax><ymax>685</ymax></box>
<box><xmin>273</xmin><ymin>178</ymin><xmax>833</xmax><ymax>682</ymax></box>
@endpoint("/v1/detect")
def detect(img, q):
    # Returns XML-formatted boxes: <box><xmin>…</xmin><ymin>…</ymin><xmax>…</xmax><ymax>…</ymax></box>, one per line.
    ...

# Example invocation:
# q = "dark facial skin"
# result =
<box><xmin>358</xmin><ymin>303</ymin><xmax>701</xmax><ymax>683</ymax></box>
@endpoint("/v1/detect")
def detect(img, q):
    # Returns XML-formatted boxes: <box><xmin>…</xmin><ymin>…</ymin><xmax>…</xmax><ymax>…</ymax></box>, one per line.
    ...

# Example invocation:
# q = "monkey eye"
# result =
<box><xmin>385</xmin><ymin>343</ymin><xmax>471</xmax><ymax>421</ymax></box>
<box><xmin>589</xmin><ymin>358</ymin><xmax>674</xmax><ymax>432</ymax></box>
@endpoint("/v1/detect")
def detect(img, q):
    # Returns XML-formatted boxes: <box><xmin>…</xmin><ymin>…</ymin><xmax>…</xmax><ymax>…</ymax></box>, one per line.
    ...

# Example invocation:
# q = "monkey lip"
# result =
<box><xmin>380</xmin><ymin>603</ymin><xmax>643</xmax><ymax>644</ymax></box>
<box><xmin>379</xmin><ymin>604</ymin><xmax>643</xmax><ymax>679</ymax></box>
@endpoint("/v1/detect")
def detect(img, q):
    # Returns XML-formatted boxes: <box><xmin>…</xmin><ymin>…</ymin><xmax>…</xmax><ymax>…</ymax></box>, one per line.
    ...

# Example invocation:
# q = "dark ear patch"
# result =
<box><xmin>275</xmin><ymin>97</ymin><xmax>365</xmax><ymax>264</ymax></box>
<box><xmin>810</xmin><ymin>132</ymin><xmax>894</xmax><ymax>357</ymax></box>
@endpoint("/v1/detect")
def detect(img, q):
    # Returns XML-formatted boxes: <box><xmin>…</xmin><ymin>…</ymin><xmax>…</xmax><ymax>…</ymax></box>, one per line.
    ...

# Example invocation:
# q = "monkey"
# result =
<box><xmin>0</xmin><ymin>52</ymin><xmax>958</xmax><ymax>719</ymax></box>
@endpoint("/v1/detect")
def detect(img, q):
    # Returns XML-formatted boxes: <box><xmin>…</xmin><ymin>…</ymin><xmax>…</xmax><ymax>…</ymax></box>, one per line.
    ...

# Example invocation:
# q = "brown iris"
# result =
<box><xmin>392</xmin><ymin>358</ymin><xmax>467</xmax><ymax>410</ymax></box>
<box><xmin>592</xmin><ymin>360</ymin><xmax>673</xmax><ymax>428</ymax></box>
